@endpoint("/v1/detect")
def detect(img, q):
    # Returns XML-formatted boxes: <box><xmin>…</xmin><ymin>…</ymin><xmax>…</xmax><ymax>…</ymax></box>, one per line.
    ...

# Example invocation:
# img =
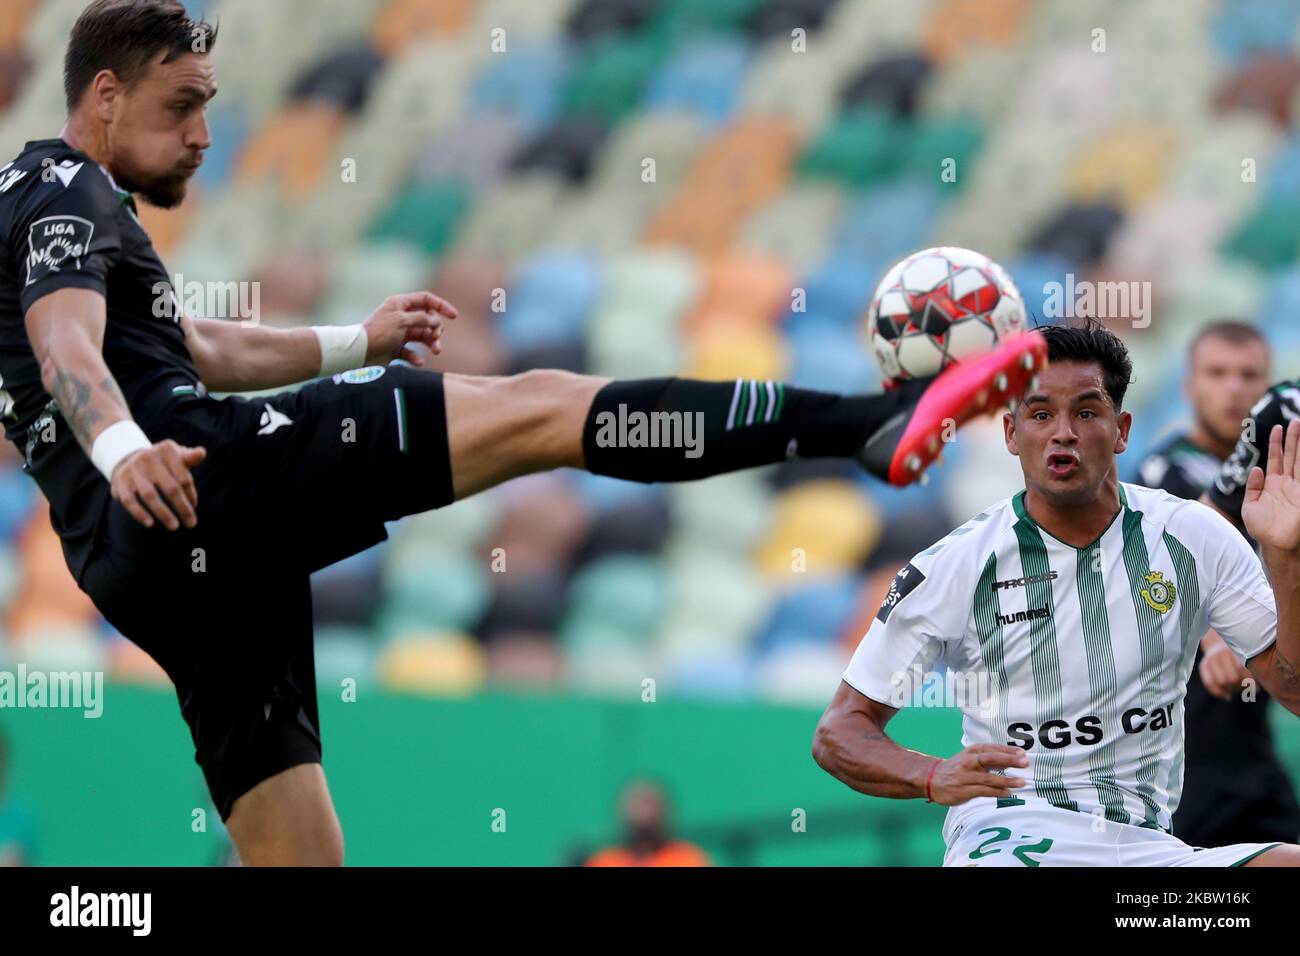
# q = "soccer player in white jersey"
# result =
<box><xmin>813</xmin><ymin>322</ymin><xmax>1300</xmax><ymax>866</ymax></box>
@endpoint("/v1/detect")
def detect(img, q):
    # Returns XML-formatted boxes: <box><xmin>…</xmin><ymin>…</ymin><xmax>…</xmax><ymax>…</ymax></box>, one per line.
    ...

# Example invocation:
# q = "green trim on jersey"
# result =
<box><xmin>1012</xmin><ymin>518</ymin><xmax>1079</xmax><ymax>813</ymax></box>
<box><xmin>1119</xmin><ymin>505</ymin><xmax>1169</xmax><ymax>829</ymax></box>
<box><xmin>1012</xmin><ymin>489</ymin><xmax>1126</xmax><ymax>553</ymax></box>
<box><xmin>1074</xmin><ymin>544</ymin><xmax>1131</xmax><ymax>824</ymax></box>
<box><xmin>973</xmin><ymin>551</ymin><xmax>1023</xmax><ymax>808</ymax></box>
<box><xmin>1162</xmin><ymin>531</ymin><xmax>1202</xmax><ymax>810</ymax></box>
<box><xmin>1230</xmin><ymin>842</ymin><xmax>1283</xmax><ymax>867</ymax></box>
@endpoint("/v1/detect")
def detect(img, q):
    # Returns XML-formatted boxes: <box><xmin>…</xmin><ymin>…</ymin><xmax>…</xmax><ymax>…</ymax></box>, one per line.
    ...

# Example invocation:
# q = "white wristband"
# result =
<box><xmin>313</xmin><ymin>324</ymin><xmax>369</xmax><ymax>377</ymax></box>
<box><xmin>91</xmin><ymin>420</ymin><xmax>151</xmax><ymax>481</ymax></box>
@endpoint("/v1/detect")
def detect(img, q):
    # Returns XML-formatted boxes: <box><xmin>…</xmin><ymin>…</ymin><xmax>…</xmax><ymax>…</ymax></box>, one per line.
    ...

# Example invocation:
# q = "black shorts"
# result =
<box><xmin>79</xmin><ymin>362</ymin><xmax>455</xmax><ymax>820</ymax></box>
<box><xmin>1172</xmin><ymin>762</ymin><xmax>1300</xmax><ymax>847</ymax></box>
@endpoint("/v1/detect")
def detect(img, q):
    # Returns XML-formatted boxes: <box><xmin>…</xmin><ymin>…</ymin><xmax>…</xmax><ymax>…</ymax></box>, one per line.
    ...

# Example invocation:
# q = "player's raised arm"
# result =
<box><xmin>813</xmin><ymin>680</ymin><xmax>1028</xmax><ymax>804</ymax></box>
<box><xmin>182</xmin><ymin>291</ymin><xmax>457</xmax><ymax>392</ymax></box>
<box><xmin>25</xmin><ymin>287</ymin><xmax>204</xmax><ymax>531</ymax></box>
<box><xmin>1242</xmin><ymin>421</ymin><xmax>1300</xmax><ymax>714</ymax></box>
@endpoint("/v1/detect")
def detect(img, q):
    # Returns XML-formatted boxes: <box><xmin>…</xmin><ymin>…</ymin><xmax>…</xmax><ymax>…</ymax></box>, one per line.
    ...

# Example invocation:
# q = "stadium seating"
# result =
<box><xmin>2</xmin><ymin>0</ymin><xmax>1299</xmax><ymax>702</ymax></box>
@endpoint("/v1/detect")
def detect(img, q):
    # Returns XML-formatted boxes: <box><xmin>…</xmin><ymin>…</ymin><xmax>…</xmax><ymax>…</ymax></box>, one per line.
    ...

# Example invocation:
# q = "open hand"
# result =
<box><xmin>363</xmin><ymin>291</ymin><xmax>458</xmax><ymax>367</ymax></box>
<box><xmin>1242</xmin><ymin>420</ymin><xmax>1300</xmax><ymax>553</ymax></box>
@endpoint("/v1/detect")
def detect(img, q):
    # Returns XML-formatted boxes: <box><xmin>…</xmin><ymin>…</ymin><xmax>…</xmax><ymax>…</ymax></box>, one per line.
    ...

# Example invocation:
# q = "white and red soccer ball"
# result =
<box><xmin>866</xmin><ymin>246</ymin><xmax>1028</xmax><ymax>383</ymax></box>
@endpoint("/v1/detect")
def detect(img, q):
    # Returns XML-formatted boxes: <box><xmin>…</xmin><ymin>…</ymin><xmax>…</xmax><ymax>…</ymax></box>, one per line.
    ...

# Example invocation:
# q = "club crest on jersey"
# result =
<box><xmin>25</xmin><ymin>215</ymin><xmax>94</xmax><ymax>287</ymax></box>
<box><xmin>1140</xmin><ymin>571</ymin><xmax>1177</xmax><ymax>614</ymax></box>
<box><xmin>877</xmin><ymin>562</ymin><xmax>925</xmax><ymax>623</ymax></box>
<box><xmin>333</xmin><ymin>366</ymin><xmax>385</xmax><ymax>385</ymax></box>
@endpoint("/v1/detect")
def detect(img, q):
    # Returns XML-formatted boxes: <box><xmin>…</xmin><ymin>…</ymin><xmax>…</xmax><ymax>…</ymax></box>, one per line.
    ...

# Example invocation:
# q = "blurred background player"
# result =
<box><xmin>1177</xmin><ymin>371</ymin><xmax>1300</xmax><ymax>848</ymax></box>
<box><xmin>1137</xmin><ymin>322</ymin><xmax>1271</xmax><ymax>499</ymax></box>
<box><xmin>584</xmin><ymin>779</ymin><xmax>709</xmax><ymax>867</ymax></box>
<box><xmin>1136</xmin><ymin>323</ymin><xmax>1299</xmax><ymax>848</ymax></box>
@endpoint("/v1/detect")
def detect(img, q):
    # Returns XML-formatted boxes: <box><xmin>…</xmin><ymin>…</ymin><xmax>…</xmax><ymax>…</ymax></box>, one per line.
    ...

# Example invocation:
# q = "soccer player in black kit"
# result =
<box><xmin>1136</xmin><ymin>322</ymin><xmax>1300</xmax><ymax>847</ymax></box>
<box><xmin>0</xmin><ymin>0</ymin><xmax>1046</xmax><ymax>864</ymax></box>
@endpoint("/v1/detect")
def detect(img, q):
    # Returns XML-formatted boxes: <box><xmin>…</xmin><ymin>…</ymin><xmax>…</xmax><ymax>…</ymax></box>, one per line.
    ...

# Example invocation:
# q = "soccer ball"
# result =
<box><xmin>866</xmin><ymin>246</ymin><xmax>1027</xmax><ymax>383</ymax></box>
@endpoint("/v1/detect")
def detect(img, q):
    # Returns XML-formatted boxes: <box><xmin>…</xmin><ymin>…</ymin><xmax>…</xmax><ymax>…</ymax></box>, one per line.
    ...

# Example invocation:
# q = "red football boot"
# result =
<box><xmin>859</xmin><ymin>331</ymin><xmax>1049</xmax><ymax>486</ymax></box>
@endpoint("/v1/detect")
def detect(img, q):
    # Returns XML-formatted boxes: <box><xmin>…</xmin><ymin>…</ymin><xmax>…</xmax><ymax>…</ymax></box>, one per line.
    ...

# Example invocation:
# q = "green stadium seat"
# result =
<box><xmin>1223</xmin><ymin>198</ymin><xmax>1300</xmax><ymax>269</ymax></box>
<box><xmin>561</xmin><ymin>554</ymin><xmax>666</xmax><ymax>641</ymax></box>
<box><xmin>314</xmin><ymin>626</ymin><xmax>380</xmax><ymax>688</ymax></box>
<box><xmin>368</xmin><ymin>182</ymin><xmax>471</xmax><ymax>254</ymax></box>
<box><xmin>648</xmin><ymin>0</ymin><xmax>762</xmax><ymax>42</ymax></box>
<box><xmin>561</xmin><ymin>32</ymin><xmax>671</xmax><ymax>125</ymax></box>
<box><xmin>798</xmin><ymin>109</ymin><xmax>903</xmax><ymax>188</ymax></box>
<box><xmin>657</xmin><ymin>547</ymin><xmax>773</xmax><ymax>654</ymax></box>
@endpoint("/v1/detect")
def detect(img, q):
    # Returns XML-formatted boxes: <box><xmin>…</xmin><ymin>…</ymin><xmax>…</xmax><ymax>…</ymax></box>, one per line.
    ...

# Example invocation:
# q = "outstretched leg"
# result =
<box><xmin>441</xmin><ymin>332</ymin><xmax>1046</xmax><ymax>500</ymax></box>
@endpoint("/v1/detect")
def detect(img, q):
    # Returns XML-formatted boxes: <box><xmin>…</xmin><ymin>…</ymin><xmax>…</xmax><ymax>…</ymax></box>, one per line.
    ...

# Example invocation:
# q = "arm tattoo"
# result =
<box><xmin>47</xmin><ymin>369</ymin><xmax>126</xmax><ymax>452</ymax></box>
<box><xmin>861</xmin><ymin>731</ymin><xmax>887</xmax><ymax>742</ymax></box>
<box><xmin>1275</xmin><ymin>648</ymin><xmax>1298</xmax><ymax>686</ymax></box>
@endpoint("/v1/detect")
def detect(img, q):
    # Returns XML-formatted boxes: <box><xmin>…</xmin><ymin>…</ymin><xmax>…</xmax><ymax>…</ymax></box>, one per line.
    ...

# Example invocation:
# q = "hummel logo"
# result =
<box><xmin>257</xmin><ymin>404</ymin><xmax>293</xmax><ymax>435</ymax></box>
<box><xmin>995</xmin><ymin>605</ymin><xmax>1051</xmax><ymax>627</ymax></box>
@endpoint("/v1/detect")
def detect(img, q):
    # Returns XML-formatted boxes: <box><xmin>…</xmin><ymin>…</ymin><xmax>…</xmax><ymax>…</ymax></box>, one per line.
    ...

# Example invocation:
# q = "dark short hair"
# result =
<box><xmin>1038</xmin><ymin>319</ymin><xmax>1134</xmax><ymax>410</ymax></box>
<box><xmin>64</xmin><ymin>0</ymin><xmax>218</xmax><ymax>112</ymax></box>
<box><xmin>1188</xmin><ymin>320</ymin><xmax>1269</xmax><ymax>363</ymax></box>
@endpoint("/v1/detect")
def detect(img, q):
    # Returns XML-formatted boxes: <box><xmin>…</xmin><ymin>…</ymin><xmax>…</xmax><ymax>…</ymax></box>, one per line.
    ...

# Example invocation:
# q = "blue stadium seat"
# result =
<box><xmin>643</xmin><ymin>36</ymin><xmax>751</xmax><ymax>124</ymax></box>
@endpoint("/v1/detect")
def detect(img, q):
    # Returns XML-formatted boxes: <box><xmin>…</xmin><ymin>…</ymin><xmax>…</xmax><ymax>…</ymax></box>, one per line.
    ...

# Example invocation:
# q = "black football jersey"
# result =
<box><xmin>0</xmin><ymin>138</ymin><xmax>201</xmax><ymax>583</ymax></box>
<box><xmin>1209</xmin><ymin>380</ymin><xmax>1300</xmax><ymax>523</ymax></box>
<box><xmin>1136</xmin><ymin>433</ymin><xmax>1223</xmax><ymax>502</ymax></box>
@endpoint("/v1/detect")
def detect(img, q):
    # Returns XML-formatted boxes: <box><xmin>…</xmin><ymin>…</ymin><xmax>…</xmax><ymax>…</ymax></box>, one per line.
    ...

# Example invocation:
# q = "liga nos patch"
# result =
<box><xmin>25</xmin><ymin>215</ymin><xmax>94</xmax><ymax>286</ymax></box>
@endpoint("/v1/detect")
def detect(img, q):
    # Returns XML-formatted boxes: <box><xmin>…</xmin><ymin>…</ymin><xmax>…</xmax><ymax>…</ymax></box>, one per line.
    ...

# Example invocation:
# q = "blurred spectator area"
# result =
<box><xmin>2</xmin><ymin>0</ymin><xmax>1299</xmax><ymax>702</ymax></box>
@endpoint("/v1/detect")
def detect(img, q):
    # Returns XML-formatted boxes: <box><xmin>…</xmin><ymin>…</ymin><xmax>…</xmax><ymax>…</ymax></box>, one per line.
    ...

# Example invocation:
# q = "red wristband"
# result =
<box><xmin>924</xmin><ymin>759</ymin><xmax>942</xmax><ymax>804</ymax></box>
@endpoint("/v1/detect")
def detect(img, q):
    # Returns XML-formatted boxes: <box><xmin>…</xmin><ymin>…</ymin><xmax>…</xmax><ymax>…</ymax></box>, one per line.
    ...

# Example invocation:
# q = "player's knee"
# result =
<box><xmin>318</xmin><ymin>822</ymin><xmax>345</xmax><ymax>867</ymax></box>
<box><xmin>1244</xmin><ymin>843</ymin><xmax>1300</xmax><ymax>866</ymax></box>
<box><xmin>504</xmin><ymin>366</ymin><xmax>587</xmax><ymax>398</ymax></box>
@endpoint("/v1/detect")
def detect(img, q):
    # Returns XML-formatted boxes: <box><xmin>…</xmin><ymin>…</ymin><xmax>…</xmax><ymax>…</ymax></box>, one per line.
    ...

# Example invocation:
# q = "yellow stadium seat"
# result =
<box><xmin>377</xmin><ymin>632</ymin><xmax>486</xmax><ymax>695</ymax></box>
<box><xmin>686</xmin><ymin>322</ymin><xmax>787</xmax><ymax>383</ymax></box>
<box><xmin>755</xmin><ymin>480</ymin><xmax>882</xmax><ymax>579</ymax></box>
<box><xmin>1068</xmin><ymin>127</ymin><xmax>1177</xmax><ymax>211</ymax></box>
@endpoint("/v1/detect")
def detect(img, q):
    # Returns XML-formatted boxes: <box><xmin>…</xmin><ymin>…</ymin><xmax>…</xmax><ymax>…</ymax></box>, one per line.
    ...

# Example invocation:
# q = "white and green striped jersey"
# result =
<box><xmin>843</xmin><ymin>483</ymin><xmax>1279</xmax><ymax>833</ymax></box>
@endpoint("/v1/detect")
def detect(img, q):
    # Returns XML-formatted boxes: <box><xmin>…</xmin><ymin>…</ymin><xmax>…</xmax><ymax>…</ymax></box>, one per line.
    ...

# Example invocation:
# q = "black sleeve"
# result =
<box><xmin>1209</xmin><ymin>388</ymin><xmax>1289</xmax><ymax>523</ymax></box>
<box><xmin>13</xmin><ymin>163</ymin><xmax>122</xmax><ymax>315</ymax></box>
<box><xmin>1137</xmin><ymin>451</ymin><xmax>1202</xmax><ymax>501</ymax></box>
